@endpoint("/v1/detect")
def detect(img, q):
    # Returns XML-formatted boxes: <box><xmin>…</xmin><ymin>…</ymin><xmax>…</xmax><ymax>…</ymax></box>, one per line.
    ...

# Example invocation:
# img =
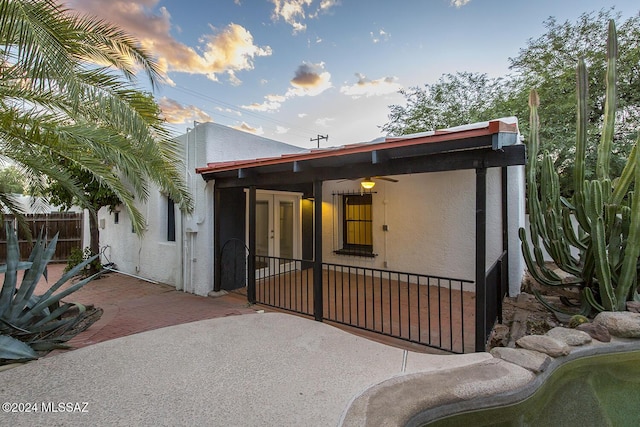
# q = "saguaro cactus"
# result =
<box><xmin>520</xmin><ymin>20</ymin><xmax>640</xmax><ymax>313</ymax></box>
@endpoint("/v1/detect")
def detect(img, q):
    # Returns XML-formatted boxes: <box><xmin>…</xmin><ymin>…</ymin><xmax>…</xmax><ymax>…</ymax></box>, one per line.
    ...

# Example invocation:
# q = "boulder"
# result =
<box><xmin>593</xmin><ymin>311</ymin><xmax>640</xmax><ymax>338</ymax></box>
<box><xmin>546</xmin><ymin>327</ymin><xmax>591</xmax><ymax>346</ymax></box>
<box><xmin>516</xmin><ymin>334</ymin><xmax>571</xmax><ymax>357</ymax></box>
<box><xmin>626</xmin><ymin>301</ymin><xmax>640</xmax><ymax>313</ymax></box>
<box><xmin>576</xmin><ymin>322</ymin><xmax>611</xmax><ymax>342</ymax></box>
<box><xmin>490</xmin><ymin>347</ymin><xmax>551</xmax><ymax>373</ymax></box>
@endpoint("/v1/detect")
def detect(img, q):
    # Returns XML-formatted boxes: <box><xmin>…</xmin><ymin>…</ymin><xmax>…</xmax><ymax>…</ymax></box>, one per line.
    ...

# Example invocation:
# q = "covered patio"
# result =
<box><xmin>197</xmin><ymin>119</ymin><xmax>526</xmax><ymax>353</ymax></box>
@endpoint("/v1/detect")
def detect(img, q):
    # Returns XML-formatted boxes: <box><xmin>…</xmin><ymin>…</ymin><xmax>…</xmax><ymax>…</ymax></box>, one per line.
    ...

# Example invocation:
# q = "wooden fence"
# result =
<box><xmin>0</xmin><ymin>212</ymin><xmax>83</xmax><ymax>263</ymax></box>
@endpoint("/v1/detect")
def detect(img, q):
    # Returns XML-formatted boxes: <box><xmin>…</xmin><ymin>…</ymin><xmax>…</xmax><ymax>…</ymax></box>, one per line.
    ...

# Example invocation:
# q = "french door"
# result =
<box><xmin>250</xmin><ymin>191</ymin><xmax>301</xmax><ymax>278</ymax></box>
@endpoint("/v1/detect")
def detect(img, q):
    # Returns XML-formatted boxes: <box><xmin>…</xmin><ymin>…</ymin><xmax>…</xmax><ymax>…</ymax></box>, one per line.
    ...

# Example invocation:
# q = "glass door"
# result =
<box><xmin>251</xmin><ymin>191</ymin><xmax>300</xmax><ymax>278</ymax></box>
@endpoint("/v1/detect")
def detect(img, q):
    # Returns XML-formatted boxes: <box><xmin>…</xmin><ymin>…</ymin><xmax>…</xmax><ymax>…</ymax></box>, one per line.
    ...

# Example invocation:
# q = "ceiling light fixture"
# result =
<box><xmin>360</xmin><ymin>178</ymin><xmax>375</xmax><ymax>190</ymax></box>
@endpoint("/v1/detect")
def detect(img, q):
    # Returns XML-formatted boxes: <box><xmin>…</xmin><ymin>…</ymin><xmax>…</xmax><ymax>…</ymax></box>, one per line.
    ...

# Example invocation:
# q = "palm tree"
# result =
<box><xmin>0</xmin><ymin>0</ymin><xmax>192</xmax><ymax>236</ymax></box>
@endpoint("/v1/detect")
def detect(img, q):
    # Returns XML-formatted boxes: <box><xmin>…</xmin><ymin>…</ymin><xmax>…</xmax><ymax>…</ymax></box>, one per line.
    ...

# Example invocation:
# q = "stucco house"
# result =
<box><xmin>96</xmin><ymin>122</ymin><xmax>304</xmax><ymax>293</ymax></box>
<box><xmin>194</xmin><ymin>117</ymin><xmax>526</xmax><ymax>353</ymax></box>
<box><xmin>98</xmin><ymin>118</ymin><xmax>525</xmax><ymax>353</ymax></box>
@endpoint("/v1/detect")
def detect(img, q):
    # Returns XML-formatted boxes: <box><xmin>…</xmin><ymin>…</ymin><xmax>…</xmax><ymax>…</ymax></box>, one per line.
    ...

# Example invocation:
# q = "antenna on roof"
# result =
<box><xmin>310</xmin><ymin>134</ymin><xmax>328</xmax><ymax>148</ymax></box>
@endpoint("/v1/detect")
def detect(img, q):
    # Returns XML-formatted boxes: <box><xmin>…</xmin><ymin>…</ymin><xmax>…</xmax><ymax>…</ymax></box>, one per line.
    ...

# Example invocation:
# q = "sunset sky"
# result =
<box><xmin>64</xmin><ymin>0</ymin><xmax>638</xmax><ymax>149</ymax></box>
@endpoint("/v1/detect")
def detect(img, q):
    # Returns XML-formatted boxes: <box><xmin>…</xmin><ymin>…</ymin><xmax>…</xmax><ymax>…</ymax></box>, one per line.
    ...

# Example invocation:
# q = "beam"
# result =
<box><xmin>211</xmin><ymin>145</ymin><xmax>526</xmax><ymax>189</ymax></box>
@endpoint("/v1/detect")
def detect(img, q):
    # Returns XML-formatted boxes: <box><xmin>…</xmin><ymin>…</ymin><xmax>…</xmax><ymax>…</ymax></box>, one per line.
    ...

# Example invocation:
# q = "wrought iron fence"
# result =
<box><xmin>254</xmin><ymin>255</ymin><xmax>314</xmax><ymax>316</ymax></box>
<box><xmin>251</xmin><ymin>254</ymin><xmax>476</xmax><ymax>353</ymax></box>
<box><xmin>322</xmin><ymin>262</ymin><xmax>475</xmax><ymax>353</ymax></box>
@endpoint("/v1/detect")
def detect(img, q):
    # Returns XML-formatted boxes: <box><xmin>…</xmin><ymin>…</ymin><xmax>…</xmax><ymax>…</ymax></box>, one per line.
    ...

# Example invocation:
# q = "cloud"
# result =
<box><xmin>370</xmin><ymin>29</ymin><xmax>389</xmax><ymax>44</ymax></box>
<box><xmin>158</xmin><ymin>97</ymin><xmax>212</xmax><ymax>124</ymax></box>
<box><xmin>241</xmin><ymin>94</ymin><xmax>285</xmax><ymax>112</ymax></box>
<box><xmin>450</xmin><ymin>0</ymin><xmax>471</xmax><ymax>8</ymax></box>
<box><xmin>64</xmin><ymin>0</ymin><xmax>271</xmax><ymax>84</ymax></box>
<box><xmin>270</xmin><ymin>0</ymin><xmax>340</xmax><ymax>33</ymax></box>
<box><xmin>315</xmin><ymin>117</ymin><xmax>334</xmax><ymax>127</ymax></box>
<box><xmin>340</xmin><ymin>73</ymin><xmax>402</xmax><ymax>98</ymax></box>
<box><xmin>243</xmin><ymin>62</ymin><xmax>331</xmax><ymax>113</ymax></box>
<box><xmin>233</xmin><ymin>122</ymin><xmax>264</xmax><ymax>135</ymax></box>
<box><xmin>275</xmin><ymin>126</ymin><xmax>290</xmax><ymax>134</ymax></box>
<box><xmin>287</xmin><ymin>62</ymin><xmax>332</xmax><ymax>96</ymax></box>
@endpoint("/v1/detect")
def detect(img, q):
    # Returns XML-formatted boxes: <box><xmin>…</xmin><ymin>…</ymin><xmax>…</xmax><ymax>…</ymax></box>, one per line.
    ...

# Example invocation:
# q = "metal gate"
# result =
<box><xmin>219</xmin><ymin>238</ymin><xmax>249</xmax><ymax>291</ymax></box>
<box><xmin>0</xmin><ymin>212</ymin><xmax>83</xmax><ymax>262</ymax></box>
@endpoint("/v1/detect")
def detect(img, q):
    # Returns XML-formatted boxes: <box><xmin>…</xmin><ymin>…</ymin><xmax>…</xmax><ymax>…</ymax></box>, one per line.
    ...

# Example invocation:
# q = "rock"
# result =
<box><xmin>593</xmin><ymin>311</ymin><xmax>640</xmax><ymax>338</ymax></box>
<box><xmin>489</xmin><ymin>324</ymin><xmax>510</xmax><ymax>348</ymax></box>
<box><xmin>508</xmin><ymin>309</ymin><xmax>529</xmax><ymax>347</ymax></box>
<box><xmin>576</xmin><ymin>322</ymin><xmax>611</xmax><ymax>342</ymax></box>
<box><xmin>546</xmin><ymin>327</ymin><xmax>591</xmax><ymax>346</ymax></box>
<box><xmin>516</xmin><ymin>334</ymin><xmax>571</xmax><ymax>357</ymax></box>
<box><xmin>626</xmin><ymin>301</ymin><xmax>640</xmax><ymax>313</ymax></box>
<box><xmin>490</xmin><ymin>347</ymin><xmax>551</xmax><ymax>374</ymax></box>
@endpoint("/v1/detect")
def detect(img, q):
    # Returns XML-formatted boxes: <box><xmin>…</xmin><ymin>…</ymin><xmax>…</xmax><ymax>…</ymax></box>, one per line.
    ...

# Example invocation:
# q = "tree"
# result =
<box><xmin>0</xmin><ymin>0</ymin><xmax>192</xmax><ymax>233</ymax></box>
<box><xmin>0</xmin><ymin>166</ymin><xmax>26</xmax><ymax>194</ymax></box>
<box><xmin>509</xmin><ymin>8</ymin><xmax>640</xmax><ymax>195</ymax></box>
<box><xmin>46</xmin><ymin>160</ymin><xmax>120</xmax><ymax>274</ymax></box>
<box><xmin>381</xmin><ymin>72</ymin><xmax>513</xmax><ymax>136</ymax></box>
<box><xmin>521</xmin><ymin>20</ymin><xmax>640</xmax><ymax>313</ymax></box>
<box><xmin>382</xmin><ymin>8</ymin><xmax>640</xmax><ymax>196</ymax></box>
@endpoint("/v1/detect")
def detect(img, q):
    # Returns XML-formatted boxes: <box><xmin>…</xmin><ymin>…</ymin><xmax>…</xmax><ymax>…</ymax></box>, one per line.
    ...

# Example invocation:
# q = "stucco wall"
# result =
<box><xmin>98</xmin><ymin>122</ymin><xmax>303</xmax><ymax>295</ymax></box>
<box><xmin>321</xmin><ymin>166</ymin><xmax>525</xmax><ymax>295</ymax></box>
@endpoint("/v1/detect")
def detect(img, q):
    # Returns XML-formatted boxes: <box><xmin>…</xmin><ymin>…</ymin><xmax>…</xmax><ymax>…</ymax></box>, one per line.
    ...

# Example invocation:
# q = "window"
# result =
<box><xmin>167</xmin><ymin>197</ymin><xmax>176</xmax><ymax>242</ymax></box>
<box><xmin>114</xmin><ymin>211</ymin><xmax>119</xmax><ymax>224</ymax></box>
<box><xmin>337</xmin><ymin>194</ymin><xmax>373</xmax><ymax>256</ymax></box>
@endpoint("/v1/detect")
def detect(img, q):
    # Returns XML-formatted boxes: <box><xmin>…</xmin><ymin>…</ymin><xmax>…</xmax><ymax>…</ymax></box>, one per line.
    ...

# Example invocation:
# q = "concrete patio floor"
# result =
<box><xmin>0</xmin><ymin>265</ymin><xmax>531</xmax><ymax>426</ymax></box>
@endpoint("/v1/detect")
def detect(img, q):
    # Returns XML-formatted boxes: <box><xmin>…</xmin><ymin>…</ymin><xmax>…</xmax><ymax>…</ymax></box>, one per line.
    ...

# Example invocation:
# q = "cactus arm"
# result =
<box><xmin>611</xmin><ymin>144</ymin><xmax>637</xmax><ymax>205</ymax></box>
<box><xmin>588</xmin><ymin>181</ymin><xmax>617</xmax><ymax>311</ymax></box>
<box><xmin>596</xmin><ymin>20</ymin><xmax>618</xmax><ymax>181</ymax></box>
<box><xmin>615</xmin><ymin>145</ymin><xmax>640</xmax><ymax>307</ymax></box>
<box><xmin>574</xmin><ymin>58</ymin><xmax>590</xmax><ymax>230</ymax></box>
<box><xmin>583</xmin><ymin>287</ymin><xmax>607</xmax><ymax>313</ymax></box>
<box><xmin>562</xmin><ymin>208</ymin><xmax>587</xmax><ymax>251</ymax></box>
<box><xmin>519</xmin><ymin>228</ymin><xmax>562</xmax><ymax>286</ymax></box>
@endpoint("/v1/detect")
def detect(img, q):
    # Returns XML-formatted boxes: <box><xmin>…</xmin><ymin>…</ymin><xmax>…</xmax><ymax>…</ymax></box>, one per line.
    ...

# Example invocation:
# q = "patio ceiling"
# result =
<box><xmin>197</xmin><ymin>118</ymin><xmax>526</xmax><ymax>189</ymax></box>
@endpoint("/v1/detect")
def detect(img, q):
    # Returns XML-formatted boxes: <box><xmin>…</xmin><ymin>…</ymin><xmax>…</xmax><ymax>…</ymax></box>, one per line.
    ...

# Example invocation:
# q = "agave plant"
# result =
<box><xmin>0</xmin><ymin>224</ymin><xmax>101</xmax><ymax>363</ymax></box>
<box><xmin>520</xmin><ymin>19</ymin><xmax>640</xmax><ymax>315</ymax></box>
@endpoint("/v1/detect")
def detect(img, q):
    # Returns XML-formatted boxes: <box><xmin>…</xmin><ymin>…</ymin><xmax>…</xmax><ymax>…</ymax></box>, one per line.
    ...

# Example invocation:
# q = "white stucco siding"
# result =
<box><xmin>323</xmin><ymin>171</ymin><xmax>477</xmax><ymax>281</ymax></box>
<box><xmin>508</xmin><ymin>165</ymin><xmax>526</xmax><ymax>296</ymax></box>
<box><xmin>321</xmin><ymin>167</ymin><xmax>525</xmax><ymax>292</ymax></box>
<box><xmin>97</xmin><ymin>193</ymin><xmax>181</xmax><ymax>287</ymax></box>
<box><xmin>99</xmin><ymin>122</ymin><xmax>304</xmax><ymax>295</ymax></box>
<box><xmin>486</xmin><ymin>168</ymin><xmax>504</xmax><ymax>271</ymax></box>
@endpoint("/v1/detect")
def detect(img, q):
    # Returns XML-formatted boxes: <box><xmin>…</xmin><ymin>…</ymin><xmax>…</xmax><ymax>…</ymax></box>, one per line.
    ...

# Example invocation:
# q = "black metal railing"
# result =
<box><xmin>254</xmin><ymin>255</ymin><xmax>314</xmax><ymax>316</ymax></box>
<box><xmin>322</xmin><ymin>263</ymin><xmax>474</xmax><ymax>354</ymax></box>
<box><xmin>483</xmin><ymin>251</ymin><xmax>508</xmax><ymax>342</ymax></box>
<box><xmin>250</xmin><ymin>254</ymin><xmax>476</xmax><ymax>353</ymax></box>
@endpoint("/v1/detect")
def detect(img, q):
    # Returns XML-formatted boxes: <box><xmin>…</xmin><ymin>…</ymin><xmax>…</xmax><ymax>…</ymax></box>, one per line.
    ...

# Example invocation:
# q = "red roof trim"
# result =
<box><xmin>196</xmin><ymin>119</ymin><xmax>517</xmax><ymax>175</ymax></box>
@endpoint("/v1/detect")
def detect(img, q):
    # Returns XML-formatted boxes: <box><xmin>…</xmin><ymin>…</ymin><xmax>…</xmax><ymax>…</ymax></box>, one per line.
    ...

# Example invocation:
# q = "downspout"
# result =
<box><xmin>179</xmin><ymin>128</ymin><xmax>192</xmax><ymax>292</ymax></box>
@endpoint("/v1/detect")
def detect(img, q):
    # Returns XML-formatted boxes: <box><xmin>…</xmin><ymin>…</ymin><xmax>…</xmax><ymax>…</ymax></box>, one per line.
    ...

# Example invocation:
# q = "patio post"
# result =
<box><xmin>213</xmin><ymin>187</ymin><xmax>222</xmax><ymax>292</ymax></box>
<box><xmin>500</xmin><ymin>166</ymin><xmax>509</xmax><ymax>322</ymax></box>
<box><xmin>247</xmin><ymin>185</ymin><xmax>256</xmax><ymax>303</ymax></box>
<box><xmin>475</xmin><ymin>167</ymin><xmax>487</xmax><ymax>352</ymax></box>
<box><xmin>313</xmin><ymin>179</ymin><xmax>323</xmax><ymax>321</ymax></box>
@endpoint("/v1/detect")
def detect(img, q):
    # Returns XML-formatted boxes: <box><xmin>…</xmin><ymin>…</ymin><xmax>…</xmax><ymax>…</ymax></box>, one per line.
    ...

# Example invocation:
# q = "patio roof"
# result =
<box><xmin>197</xmin><ymin>118</ymin><xmax>525</xmax><ymax>188</ymax></box>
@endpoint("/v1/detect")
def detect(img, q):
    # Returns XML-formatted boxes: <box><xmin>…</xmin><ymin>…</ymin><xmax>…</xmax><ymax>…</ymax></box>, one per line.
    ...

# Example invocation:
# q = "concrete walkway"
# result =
<box><xmin>1</xmin><ymin>265</ymin><xmax>532</xmax><ymax>426</ymax></box>
<box><xmin>1</xmin><ymin>313</ymin><xmax>499</xmax><ymax>426</ymax></box>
